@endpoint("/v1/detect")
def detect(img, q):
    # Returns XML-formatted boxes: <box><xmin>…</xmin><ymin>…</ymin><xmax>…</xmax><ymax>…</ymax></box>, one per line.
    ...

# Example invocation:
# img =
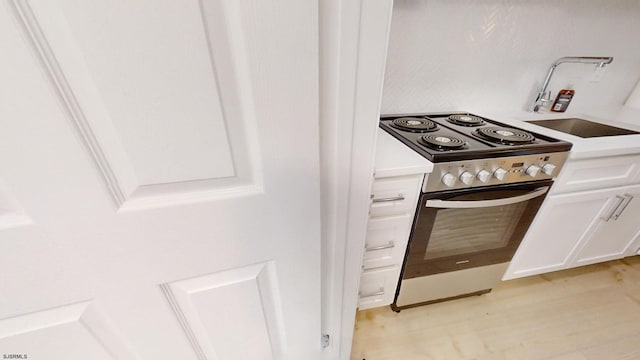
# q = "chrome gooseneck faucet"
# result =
<box><xmin>529</xmin><ymin>56</ymin><xmax>613</xmax><ymax>112</ymax></box>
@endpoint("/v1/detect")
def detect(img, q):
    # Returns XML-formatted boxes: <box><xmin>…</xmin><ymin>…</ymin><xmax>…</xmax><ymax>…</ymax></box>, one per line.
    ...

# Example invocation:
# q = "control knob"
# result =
<box><xmin>526</xmin><ymin>165</ymin><xmax>541</xmax><ymax>177</ymax></box>
<box><xmin>542</xmin><ymin>163</ymin><xmax>556</xmax><ymax>176</ymax></box>
<box><xmin>442</xmin><ymin>173</ymin><xmax>457</xmax><ymax>187</ymax></box>
<box><xmin>459</xmin><ymin>171</ymin><xmax>474</xmax><ymax>185</ymax></box>
<box><xmin>493</xmin><ymin>168</ymin><xmax>508</xmax><ymax>181</ymax></box>
<box><xmin>476</xmin><ymin>169</ymin><xmax>491</xmax><ymax>183</ymax></box>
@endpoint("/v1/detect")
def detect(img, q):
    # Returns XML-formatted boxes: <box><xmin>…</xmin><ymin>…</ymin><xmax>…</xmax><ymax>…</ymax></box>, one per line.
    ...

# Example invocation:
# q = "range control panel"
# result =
<box><xmin>422</xmin><ymin>152</ymin><xmax>569</xmax><ymax>193</ymax></box>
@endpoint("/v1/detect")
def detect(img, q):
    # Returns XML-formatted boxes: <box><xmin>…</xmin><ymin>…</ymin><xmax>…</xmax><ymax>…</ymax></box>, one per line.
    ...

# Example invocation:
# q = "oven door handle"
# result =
<box><xmin>425</xmin><ymin>186</ymin><xmax>549</xmax><ymax>209</ymax></box>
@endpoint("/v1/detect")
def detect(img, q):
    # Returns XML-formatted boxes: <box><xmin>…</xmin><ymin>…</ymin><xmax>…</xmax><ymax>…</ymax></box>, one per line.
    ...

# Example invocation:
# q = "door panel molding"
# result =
<box><xmin>11</xmin><ymin>0</ymin><xmax>264</xmax><ymax>212</ymax></box>
<box><xmin>0</xmin><ymin>300</ymin><xmax>135</xmax><ymax>360</ymax></box>
<box><xmin>160</xmin><ymin>261</ymin><xmax>285</xmax><ymax>360</ymax></box>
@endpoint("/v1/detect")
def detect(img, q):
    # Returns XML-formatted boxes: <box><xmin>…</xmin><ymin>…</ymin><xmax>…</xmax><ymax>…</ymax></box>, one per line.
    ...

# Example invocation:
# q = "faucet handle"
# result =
<box><xmin>531</xmin><ymin>90</ymin><xmax>552</xmax><ymax>112</ymax></box>
<box><xmin>540</xmin><ymin>90</ymin><xmax>552</xmax><ymax>103</ymax></box>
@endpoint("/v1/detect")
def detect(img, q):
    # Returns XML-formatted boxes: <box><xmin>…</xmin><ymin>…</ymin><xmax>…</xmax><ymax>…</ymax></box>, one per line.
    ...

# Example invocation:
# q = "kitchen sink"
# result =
<box><xmin>527</xmin><ymin>118</ymin><xmax>640</xmax><ymax>138</ymax></box>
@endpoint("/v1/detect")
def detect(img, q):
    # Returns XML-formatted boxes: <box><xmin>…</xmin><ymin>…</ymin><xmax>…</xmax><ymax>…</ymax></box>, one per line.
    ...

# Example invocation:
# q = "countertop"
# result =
<box><xmin>374</xmin><ymin>128</ymin><xmax>433</xmax><ymax>178</ymax></box>
<box><xmin>480</xmin><ymin>106</ymin><xmax>640</xmax><ymax>160</ymax></box>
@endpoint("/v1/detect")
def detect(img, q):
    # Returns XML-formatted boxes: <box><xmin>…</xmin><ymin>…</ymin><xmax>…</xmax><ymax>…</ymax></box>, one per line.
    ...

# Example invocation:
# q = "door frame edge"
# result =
<box><xmin>319</xmin><ymin>0</ymin><xmax>395</xmax><ymax>358</ymax></box>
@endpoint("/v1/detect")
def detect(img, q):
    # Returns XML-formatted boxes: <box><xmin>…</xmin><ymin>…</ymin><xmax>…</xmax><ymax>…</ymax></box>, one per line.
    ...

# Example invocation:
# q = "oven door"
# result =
<box><xmin>402</xmin><ymin>180</ymin><xmax>553</xmax><ymax>279</ymax></box>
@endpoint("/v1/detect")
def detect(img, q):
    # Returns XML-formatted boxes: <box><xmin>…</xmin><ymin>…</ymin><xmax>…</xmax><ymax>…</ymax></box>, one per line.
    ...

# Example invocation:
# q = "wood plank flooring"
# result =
<box><xmin>351</xmin><ymin>257</ymin><xmax>640</xmax><ymax>360</ymax></box>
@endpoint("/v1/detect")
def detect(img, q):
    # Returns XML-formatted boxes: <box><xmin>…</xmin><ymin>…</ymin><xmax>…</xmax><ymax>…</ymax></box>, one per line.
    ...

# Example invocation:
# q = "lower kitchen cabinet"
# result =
<box><xmin>358</xmin><ymin>129</ymin><xmax>432</xmax><ymax>310</ymax></box>
<box><xmin>504</xmin><ymin>184</ymin><xmax>640</xmax><ymax>280</ymax></box>
<box><xmin>573</xmin><ymin>187</ymin><xmax>640</xmax><ymax>266</ymax></box>
<box><xmin>358</xmin><ymin>265</ymin><xmax>400</xmax><ymax>310</ymax></box>
<box><xmin>357</xmin><ymin>173</ymin><xmax>424</xmax><ymax>310</ymax></box>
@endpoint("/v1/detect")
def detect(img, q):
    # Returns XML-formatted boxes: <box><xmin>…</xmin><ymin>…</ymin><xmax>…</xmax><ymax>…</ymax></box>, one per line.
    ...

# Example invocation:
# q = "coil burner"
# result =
<box><xmin>475</xmin><ymin>127</ymin><xmax>535</xmax><ymax>145</ymax></box>
<box><xmin>391</xmin><ymin>117</ymin><xmax>439</xmax><ymax>133</ymax></box>
<box><xmin>418</xmin><ymin>134</ymin><xmax>466</xmax><ymax>151</ymax></box>
<box><xmin>447</xmin><ymin>114</ymin><xmax>486</xmax><ymax>127</ymax></box>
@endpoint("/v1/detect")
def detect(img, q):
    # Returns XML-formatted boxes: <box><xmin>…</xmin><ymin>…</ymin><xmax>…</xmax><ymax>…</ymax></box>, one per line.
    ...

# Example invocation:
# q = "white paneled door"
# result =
<box><xmin>0</xmin><ymin>1</ymin><xmax>321</xmax><ymax>359</ymax></box>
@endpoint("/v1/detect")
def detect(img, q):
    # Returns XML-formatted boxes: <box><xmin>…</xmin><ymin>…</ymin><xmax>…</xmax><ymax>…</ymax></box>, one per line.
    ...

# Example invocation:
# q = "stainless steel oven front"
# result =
<box><xmin>392</xmin><ymin>179</ymin><xmax>553</xmax><ymax>310</ymax></box>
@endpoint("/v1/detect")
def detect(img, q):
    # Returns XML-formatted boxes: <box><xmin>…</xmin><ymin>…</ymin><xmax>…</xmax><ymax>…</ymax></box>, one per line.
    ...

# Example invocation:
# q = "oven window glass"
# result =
<box><xmin>424</xmin><ymin>201</ymin><xmax>528</xmax><ymax>260</ymax></box>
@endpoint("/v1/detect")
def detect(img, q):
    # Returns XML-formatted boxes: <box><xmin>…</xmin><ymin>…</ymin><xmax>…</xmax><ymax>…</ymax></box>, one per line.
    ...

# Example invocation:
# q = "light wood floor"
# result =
<box><xmin>351</xmin><ymin>257</ymin><xmax>640</xmax><ymax>360</ymax></box>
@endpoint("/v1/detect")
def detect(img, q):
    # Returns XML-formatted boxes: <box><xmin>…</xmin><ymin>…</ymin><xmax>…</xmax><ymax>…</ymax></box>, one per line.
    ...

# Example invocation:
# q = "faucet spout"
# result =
<box><xmin>528</xmin><ymin>56</ymin><xmax>614</xmax><ymax>112</ymax></box>
<box><xmin>554</xmin><ymin>56</ymin><xmax>613</xmax><ymax>66</ymax></box>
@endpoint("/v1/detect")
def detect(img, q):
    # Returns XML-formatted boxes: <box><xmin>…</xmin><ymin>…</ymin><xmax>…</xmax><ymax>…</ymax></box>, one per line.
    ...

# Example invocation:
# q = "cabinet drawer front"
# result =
<box><xmin>358</xmin><ymin>266</ymin><xmax>400</xmax><ymax>310</ymax></box>
<box><xmin>363</xmin><ymin>214</ymin><xmax>412</xmax><ymax>270</ymax></box>
<box><xmin>370</xmin><ymin>174</ymin><xmax>422</xmax><ymax>217</ymax></box>
<box><xmin>553</xmin><ymin>155</ymin><xmax>640</xmax><ymax>194</ymax></box>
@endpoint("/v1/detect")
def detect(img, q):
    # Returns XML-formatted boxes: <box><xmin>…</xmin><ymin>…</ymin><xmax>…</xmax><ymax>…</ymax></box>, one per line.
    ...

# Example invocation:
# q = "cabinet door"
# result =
<box><xmin>504</xmin><ymin>188</ymin><xmax>615</xmax><ymax>279</ymax></box>
<box><xmin>572</xmin><ymin>186</ymin><xmax>640</xmax><ymax>266</ymax></box>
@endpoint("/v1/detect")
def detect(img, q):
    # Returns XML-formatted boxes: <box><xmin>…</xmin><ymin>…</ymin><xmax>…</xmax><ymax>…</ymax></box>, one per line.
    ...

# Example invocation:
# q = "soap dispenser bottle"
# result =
<box><xmin>551</xmin><ymin>89</ymin><xmax>575</xmax><ymax>112</ymax></box>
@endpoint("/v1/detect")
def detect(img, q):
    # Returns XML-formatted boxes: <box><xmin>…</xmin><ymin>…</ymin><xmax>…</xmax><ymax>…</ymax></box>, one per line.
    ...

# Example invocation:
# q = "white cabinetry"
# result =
<box><xmin>362</xmin><ymin>213</ymin><xmax>414</xmax><ymax>269</ymax></box>
<box><xmin>550</xmin><ymin>154</ymin><xmax>640</xmax><ymax>194</ymax></box>
<box><xmin>358</xmin><ymin>173</ymin><xmax>423</xmax><ymax>310</ymax></box>
<box><xmin>572</xmin><ymin>187</ymin><xmax>640</xmax><ymax>266</ymax></box>
<box><xmin>357</xmin><ymin>130</ymin><xmax>432</xmax><ymax>310</ymax></box>
<box><xmin>505</xmin><ymin>154</ymin><xmax>640</xmax><ymax>280</ymax></box>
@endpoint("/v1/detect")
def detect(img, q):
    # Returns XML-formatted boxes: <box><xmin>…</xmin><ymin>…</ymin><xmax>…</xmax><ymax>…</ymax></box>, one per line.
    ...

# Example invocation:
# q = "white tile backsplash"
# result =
<box><xmin>381</xmin><ymin>0</ymin><xmax>640</xmax><ymax>116</ymax></box>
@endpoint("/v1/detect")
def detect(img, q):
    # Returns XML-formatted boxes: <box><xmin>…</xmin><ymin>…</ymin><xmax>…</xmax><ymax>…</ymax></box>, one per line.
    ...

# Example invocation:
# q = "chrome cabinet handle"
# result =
<box><xmin>371</xmin><ymin>195</ymin><xmax>405</xmax><ymax>203</ymax></box>
<box><xmin>365</xmin><ymin>242</ymin><xmax>395</xmax><ymax>251</ymax></box>
<box><xmin>359</xmin><ymin>288</ymin><xmax>384</xmax><ymax>298</ymax></box>
<box><xmin>601</xmin><ymin>195</ymin><xmax>625</xmax><ymax>222</ymax></box>
<box><xmin>613</xmin><ymin>194</ymin><xmax>634</xmax><ymax>221</ymax></box>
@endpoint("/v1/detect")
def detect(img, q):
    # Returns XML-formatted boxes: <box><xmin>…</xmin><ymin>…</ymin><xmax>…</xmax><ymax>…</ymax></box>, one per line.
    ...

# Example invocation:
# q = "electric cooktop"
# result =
<box><xmin>379</xmin><ymin>112</ymin><xmax>573</xmax><ymax>162</ymax></box>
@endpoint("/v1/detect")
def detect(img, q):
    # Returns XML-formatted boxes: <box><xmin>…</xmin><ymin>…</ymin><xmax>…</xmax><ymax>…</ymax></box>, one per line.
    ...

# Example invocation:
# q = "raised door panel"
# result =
<box><xmin>16</xmin><ymin>0</ymin><xmax>262</xmax><ymax>211</ymax></box>
<box><xmin>0</xmin><ymin>301</ymin><xmax>135</xmax><ymax>360</ymax></box>
<box><xmin>504</xmin><ymin>191</ymin><xmax>609</xmax><ymax>280</ymax></box>
<box><xmin>572</xmin><ymin>187</ymin><xmax>640</xmax><ymax>266</ymax></box>
<box><xmin>161</xmin><ymin>262</ymin><xmax>285</xmax><ymax>360</ymax></box>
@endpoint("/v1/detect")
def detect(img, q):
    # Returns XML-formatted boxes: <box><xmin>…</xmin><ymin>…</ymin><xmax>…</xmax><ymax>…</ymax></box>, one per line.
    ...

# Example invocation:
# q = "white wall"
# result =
<box><xmin>381</xmin><ymin>0</ymin><xmax>640</xmax><ymax>116</ymax></box>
